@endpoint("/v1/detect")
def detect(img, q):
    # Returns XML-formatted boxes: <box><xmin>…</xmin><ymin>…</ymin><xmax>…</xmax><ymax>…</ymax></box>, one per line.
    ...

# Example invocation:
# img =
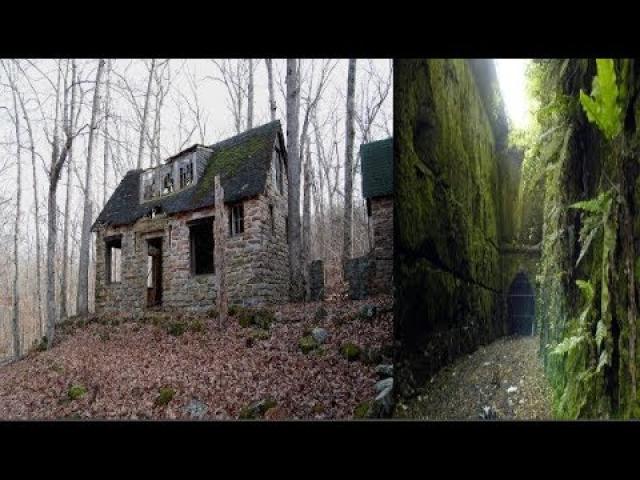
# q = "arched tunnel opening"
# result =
<box><xmin>507</xmin><ymin>272</ymin><xmax>535</xmax><ymax>336</ymax></box>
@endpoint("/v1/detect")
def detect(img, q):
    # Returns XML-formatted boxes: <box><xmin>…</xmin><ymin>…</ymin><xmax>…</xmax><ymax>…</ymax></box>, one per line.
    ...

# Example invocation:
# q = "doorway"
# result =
<box><xmin>147</xmin><ymin>237</ymin><xmax>163</xmax><ymax>307</ymax></box>
<box><xmin>507</xmin><ymin>272</ymin><xmax>535</xmax><ymax>336</ymax></box>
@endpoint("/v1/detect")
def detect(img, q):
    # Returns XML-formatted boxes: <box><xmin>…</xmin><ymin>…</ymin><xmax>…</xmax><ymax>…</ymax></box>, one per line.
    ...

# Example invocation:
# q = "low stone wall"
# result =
<box><xmin>344</xmin><ymin>256</ymin><xmax>376</xmax><ymax>300</ymax></box>
<box><xmin>308</xmin><ymin>260</ymin><xmax>325</xmax><ymax>301</ymax></box>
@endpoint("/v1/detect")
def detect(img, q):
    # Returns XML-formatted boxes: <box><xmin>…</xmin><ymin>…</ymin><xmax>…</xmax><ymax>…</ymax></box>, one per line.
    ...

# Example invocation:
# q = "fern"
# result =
<box><xmin>569</xmin><ymin>191</ymin><xmax>613</xmax><ymax>267</ymax></box>
<box><xmin>551</xmin><ymin>335</ymin><xmax>586</xmax><ymax>356</ymax></box>
<box><xmin>579</xmin><ymin>59</ymin><xmax>623</xmax><ymax>140</ymax></box>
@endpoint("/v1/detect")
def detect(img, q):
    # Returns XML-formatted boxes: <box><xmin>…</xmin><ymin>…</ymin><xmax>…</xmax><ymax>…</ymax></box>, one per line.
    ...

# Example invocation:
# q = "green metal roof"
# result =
<box><xmin>361</xmin><ymin>137</ymin><xmax>393</xmax><ymax>199</ymax></box>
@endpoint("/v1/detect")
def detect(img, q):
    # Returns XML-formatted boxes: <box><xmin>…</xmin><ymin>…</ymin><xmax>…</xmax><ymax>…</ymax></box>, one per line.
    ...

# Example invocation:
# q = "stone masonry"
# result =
<box><xmin>95</xmin><ymin>147</ymin><xmax>289</xmax><ymax>315</ymax></box>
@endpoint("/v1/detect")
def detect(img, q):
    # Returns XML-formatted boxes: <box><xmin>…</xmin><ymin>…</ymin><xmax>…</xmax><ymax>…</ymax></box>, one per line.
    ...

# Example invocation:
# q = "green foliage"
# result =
<box><xmin>579</xmin><ymin>59</ymin><xmax>623</xmax><ymax>140</ymax></box>
<box><xmin>155</xmin><ymin>387</ymin><xmax>175</xmax><ymax>406</ymax></box>
<box><xmin>166</xmin><ymin>320</ymin><xmax>187</xmax><ymax>336</ymax></box>
<box><xmin>551</xmin><ymin>334</ymin><xmax>586</xmax><ymax>356</ymax></box>
<box><xmin>235</xmin><ymin>307</ymin><xmax>275</xmax><ymax>330</ymax></box>
<box><xmin>67</xmin><ymin>384</ymin><xmax>87</xmax><ymax>401</ymax></box>
<box><xmin>340</xmin><ymin>342</ymin><xmax>362</xmax><ymax>361</ymax></box>
<box><xmin>299</xmin><ymin>335</ymin><xmax>318</xmax><ymax>354</ymax></box>
<box><xmin>569</xmin><ymin>190</ymin><xmax>613</xmax><ymax>267</ymax></box>
<box><xmin>576</xmin><ymin>280</ymin><xmax>594</xmax><ymax>304</ymax></box>
<box><xmin>354</xmin><ymin>400</ymin><xmax>372</xmax><ymax>419</ymax></box>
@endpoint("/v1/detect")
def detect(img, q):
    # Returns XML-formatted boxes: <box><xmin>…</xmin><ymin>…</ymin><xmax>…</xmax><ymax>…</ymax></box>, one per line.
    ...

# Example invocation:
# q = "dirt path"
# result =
<box><xmin>395</xmin><ymin>336</ymin><xmax>554</xmax><ymax>420</ymax></box>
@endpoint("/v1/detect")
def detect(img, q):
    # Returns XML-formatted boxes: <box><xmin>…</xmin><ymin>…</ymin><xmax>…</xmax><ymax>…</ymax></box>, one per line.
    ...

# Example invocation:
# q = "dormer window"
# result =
<box><xmin>163</xmin><ymin>172</ymin><xmax>174</xmax><ymax>194</ymax></box>
<box><xmin>180</xmin><ymin>162</ymin><xmax>194</xmax><ymax>189</ymax></box>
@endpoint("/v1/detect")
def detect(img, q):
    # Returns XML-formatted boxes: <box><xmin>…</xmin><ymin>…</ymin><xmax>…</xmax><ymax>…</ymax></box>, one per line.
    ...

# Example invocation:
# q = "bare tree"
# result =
<box><xmin>265</xmin><ymin>59</ymin><xmax>277</xmax><ymax>121</ymax></box>
<box><xmin>76</xmin><ymin>59</ymin><xmax>105</xmax><ymax>317</ymax></box>
<box><xmin>286</xmin><ymin>59</ymin><xmax>303</xmax><ymax>300</ymax></box>
<box><xmin>209</xmin><ymin>59</ymin><xmax>249</xmax><ymax>134</ymax></box>
<box><xmin>3</xmin><ymin>62</ymin><xmax>23</xmax><ymax>357</ymax></box>
<box><xmin>355</xmin><ymin>59</ymin><xmax>392</xmax><ymax>145</ymax></box>
<box><xmin>137</xmin><ymin>59</ymin><xmax>155</xmax><ymax>169</ymax></box>
<box><xmin>16</xmin><ymin>77</ymin><xmax>45</xmax><ymax>337</ymax></box>
<box><xmin>60</xmin><ymin>60</ymin><xmax>76</xmax><ymax>321</ymax></box>
<box><xmin>103</xmin><ymin>59</ymin><xmax>112</xmax><ymax>207</ymax></box>
<box><xmin>247</xmin><ymin>59</ymin><xmax>254</xmax><ymax>129</ymax></box>
<box><xmin>343</xmin><ymin>59</ymin><xmax>356</xmax><ymax>262</ymax></box>
<box><xmin>302</xmin><ymin>137</ymin><xmax>312</xmax><ymax>297</ymax></box>
<box><xmin>47</xmin><ymin>59</ymin><xmax>83</xmax><ymax>346</ymax></box>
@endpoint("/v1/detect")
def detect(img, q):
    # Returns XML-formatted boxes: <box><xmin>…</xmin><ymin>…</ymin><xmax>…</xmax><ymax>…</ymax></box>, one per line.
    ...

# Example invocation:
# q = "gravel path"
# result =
<box><xmin>395</xmin><ymin>335</ymin><xmax>553</xmax><ymax>420</ymax></box>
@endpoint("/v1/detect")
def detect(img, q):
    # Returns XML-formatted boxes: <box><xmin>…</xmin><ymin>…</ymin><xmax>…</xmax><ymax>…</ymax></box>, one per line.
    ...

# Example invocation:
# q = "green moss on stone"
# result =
<box><xmin>155</xmin><ymin>387</ymin><xmax>175</xmax><ymax>407</ymax></box>
<box><xmin>340</xmin><ymin>342</ymin><xmax>361</xmax><ymax>361</ymax></box>
<box><xmin>299</xmin><ymin>335</ymin><xmax>318</xmax><ymax>354</ymax></box>
<box><xmin>67</xmin><ymin>385</ymin><xmax>87</xmax><ymax>401</ymax></box>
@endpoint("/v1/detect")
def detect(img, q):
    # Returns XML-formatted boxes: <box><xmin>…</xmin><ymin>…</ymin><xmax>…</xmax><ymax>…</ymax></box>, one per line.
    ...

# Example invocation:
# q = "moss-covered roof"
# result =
<box><xmin>92</xmin><ymin>120</ymin><xmax>283</xmax><ymax>230</ymax></box>
<box><xmin>361</xmin><ymin>137</ymin><xmax>393</xmax><ymax>199</ymax></box>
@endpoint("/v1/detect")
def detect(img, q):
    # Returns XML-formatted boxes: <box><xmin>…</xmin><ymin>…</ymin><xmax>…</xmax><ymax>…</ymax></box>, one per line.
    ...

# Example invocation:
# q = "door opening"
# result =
<box><xmin>147</xmin><ymin>237</ymin><xmax>163</xmax><ymax>307</ymax></box>
<box><xmin>507</xmin><ymin>272</ymin><xmax>535</xmax><ymax>336</ymax></box>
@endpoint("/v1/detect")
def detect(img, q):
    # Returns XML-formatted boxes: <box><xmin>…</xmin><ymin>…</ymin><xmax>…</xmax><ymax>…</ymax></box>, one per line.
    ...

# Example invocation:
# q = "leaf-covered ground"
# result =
<box><xmin>394</xmin><ymin>336</ymin><xmax>553</xmax><ymax>420</ymax></box>
<box><xmin>0</xmin><ymin>295</ymin><xmax>392</xmax><ymax>420</ymax></box>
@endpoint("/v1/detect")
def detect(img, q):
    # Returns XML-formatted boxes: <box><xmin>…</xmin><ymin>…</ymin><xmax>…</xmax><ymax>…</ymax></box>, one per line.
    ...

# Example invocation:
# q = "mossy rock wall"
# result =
<box><xmin>535</xmin><ymin>59</ymin><xmax>640</xmax><ymax>418</ymax></box>
<box><xmin>395</xmin><ymin>59</ymin><xmax>516</xmax><ymax>396</ymax></box>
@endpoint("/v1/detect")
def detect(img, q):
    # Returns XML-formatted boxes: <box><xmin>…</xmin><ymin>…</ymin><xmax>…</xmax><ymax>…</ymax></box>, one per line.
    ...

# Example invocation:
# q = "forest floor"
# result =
<box><xmin>0</xmin><ymin>295</ymin><xmax>392</xmax><ymax>420</ymax></box>
<box><xmin>394</xmin><ymin>336</ymin><xmax>553</xmax><ymax>420</ymax></box>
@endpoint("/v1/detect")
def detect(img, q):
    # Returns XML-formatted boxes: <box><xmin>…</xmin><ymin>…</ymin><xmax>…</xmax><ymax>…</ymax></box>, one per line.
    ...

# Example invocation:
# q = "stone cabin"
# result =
<box><xmin>362</xmin><ymin>137</ymin><xmax>393</xmax><ymax>293</ymax></box>
<box><xmin>344</xmin><ymin>137</ymin><xmax>393</xmax><ymax>298</ymax></box>
<box><xmin>92</xmin><ymin>120</ymin><xmax>290</xmax><ymax>315</ymax></box>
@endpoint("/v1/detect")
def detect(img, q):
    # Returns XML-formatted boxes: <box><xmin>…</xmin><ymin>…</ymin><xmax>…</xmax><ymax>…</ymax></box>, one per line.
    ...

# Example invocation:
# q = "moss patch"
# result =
<box><xmin>155</xmin><ymin>387</ymin><xmax>175</xmax><ymax>407</ymax></box>
<box><xmin>340</xmin><ymin>342</ymin><xmax>362</xmax><ymax>361</ymax></box>
<box><xmin>67</xmin><ymin>384</ymin><xmax>87</xmax><ymax>401</ymax></box>
<box><xmin>299</xmin><ymin>335</ymin><xmax>319</xmax><ymax>354</ymax></box>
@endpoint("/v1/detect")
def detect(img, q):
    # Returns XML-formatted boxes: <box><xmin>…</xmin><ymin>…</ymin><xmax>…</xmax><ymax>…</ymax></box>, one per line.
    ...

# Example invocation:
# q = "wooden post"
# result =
<box><xmin>214</xmin><ymin>175</ymin><xmax>227</xmax><ymax>329</ymax></box>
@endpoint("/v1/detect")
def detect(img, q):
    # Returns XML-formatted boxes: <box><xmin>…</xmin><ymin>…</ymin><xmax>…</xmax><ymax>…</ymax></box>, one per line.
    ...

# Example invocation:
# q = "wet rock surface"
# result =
<box><xmin>395</xmin><ymin>336</ymin><xmax>553</xmax><ymax>420</ymax></box>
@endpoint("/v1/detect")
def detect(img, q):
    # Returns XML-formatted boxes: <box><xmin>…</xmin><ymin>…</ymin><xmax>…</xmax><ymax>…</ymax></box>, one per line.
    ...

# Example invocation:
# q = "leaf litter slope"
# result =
<box><xmin>0</xmin><ymin>296</ymin><xmax>392</xmax><ymax>420</ymax></box>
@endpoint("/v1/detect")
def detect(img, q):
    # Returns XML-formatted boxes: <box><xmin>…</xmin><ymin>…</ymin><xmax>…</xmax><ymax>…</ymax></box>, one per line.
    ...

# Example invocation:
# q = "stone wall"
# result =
<box><xmin>394</xmin><ymin>59</ymin><xmax>512</xmax><ymax>397</ymax></box>
<box><xmin>344</xmin><ymin>256</ymin><xmax>376</xmax><ymax>300</ymax></box>
<box><xmin>95</xmin><ymin>148</ymin><xmax>290</xmax><ymax>314</ymax></box>
<box><xmin>370</xmin><ymin>196</ymin><xmax>393</xmax><ymax>294</ymax></box>
<box><xmin>308</xmin><ymin>260</ymin><xmax>325</xmax><ymax>301</ymax></box>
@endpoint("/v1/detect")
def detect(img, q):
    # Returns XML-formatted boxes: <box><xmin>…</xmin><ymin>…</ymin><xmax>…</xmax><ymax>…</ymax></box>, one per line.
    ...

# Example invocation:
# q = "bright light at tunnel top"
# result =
<box><xmin>494</xmin><ymin>59</ymin><xmax>531</xmax><ymax>130</ymax></box>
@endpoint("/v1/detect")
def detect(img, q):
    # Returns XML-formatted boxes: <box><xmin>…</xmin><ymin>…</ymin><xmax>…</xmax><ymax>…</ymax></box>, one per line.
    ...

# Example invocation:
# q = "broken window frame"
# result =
<box><xmin>188</xmin><ymin>217</ymin><xmax>215</xmax><ymax>276</ymax></box>
<box><xmin>229</xmin><ymin>203</ymin><xmax>245</xmax><ymax>237</ymax></box>
<box><xmin>105</xmin><ymin>235</ymin><xmax>123</xmax><ymax>284</ymax></box>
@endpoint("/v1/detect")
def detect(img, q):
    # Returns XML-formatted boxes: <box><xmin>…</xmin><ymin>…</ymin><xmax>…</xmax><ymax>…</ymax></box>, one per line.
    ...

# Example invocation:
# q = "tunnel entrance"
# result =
<box><xmin>507</xmin><ymin>272</ymin><xmax>535</xmax><ymax>336</ymax></box>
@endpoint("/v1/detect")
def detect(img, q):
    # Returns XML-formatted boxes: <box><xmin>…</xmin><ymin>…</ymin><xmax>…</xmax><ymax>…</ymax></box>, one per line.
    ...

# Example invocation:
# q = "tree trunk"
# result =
<box><xmin>137</xmin><ymin>58</ymin><xmax>155</xmax><ymax>169</ymax></box>
<box><xmin>9</xmin><ymin>71</ymin><xmax>22</xmax><ymax>358</ymax></box>
<box><xmin>47</xmin><ymin>57</ymin><xmax>77</xmax><ymax>346</ymax></box>
<box><xmin>302</xmin><ymin>141</ymin><xmax>312</xmax><ymax>299</ymax></box>
<box><xmin>247</xmin><ymin>59</ymin><xmax>254</xmax><ymax>129</ymax></box>
<box><xmin>60</xmin><ymin>61</ymin><xmax>76</xmax><ymax>322</ymax></box>
<box><xmin>13</xmin><ymin>80</ymin><xmax>46</xmax><ymax>338</ymax></box>
<box><xmin>76</xmin><ymin>59</ymin><xmax>105</xmax><ymax>317</ymax></box>
<box><xmin>286</xmin><ymin>59</ymin><xmax>303</xmax><ymax>300</ymax></box>
<box><xmin>103</xmin><ymin>59</ymin><xmax>111</xmax><ymax>207</ymax></box>
<box><xmin>343</xmin><ymin>59</ymin><xmax>357</xmax><ymax>263</ymax></box>
<box><xmin>265</xmin><ymin>59</ymin><xmax>276</xmax><ymax>121</ymax></box>
<box><xmin>214</xmin><ymin>175</ymin><xmax>227</xmax><ymax>329</ymax></box>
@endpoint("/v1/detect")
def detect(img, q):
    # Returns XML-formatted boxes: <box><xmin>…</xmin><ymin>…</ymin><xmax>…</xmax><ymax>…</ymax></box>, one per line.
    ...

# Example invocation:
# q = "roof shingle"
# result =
<box><xmin>93</xmin><ymin>120</ymin><xmax>283</xmax><ymax>230</ymax></box>
<box><xmin>361</xmin><ymin>137</ymin><xmax>393</xmax><ymax>199</ymax></box>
